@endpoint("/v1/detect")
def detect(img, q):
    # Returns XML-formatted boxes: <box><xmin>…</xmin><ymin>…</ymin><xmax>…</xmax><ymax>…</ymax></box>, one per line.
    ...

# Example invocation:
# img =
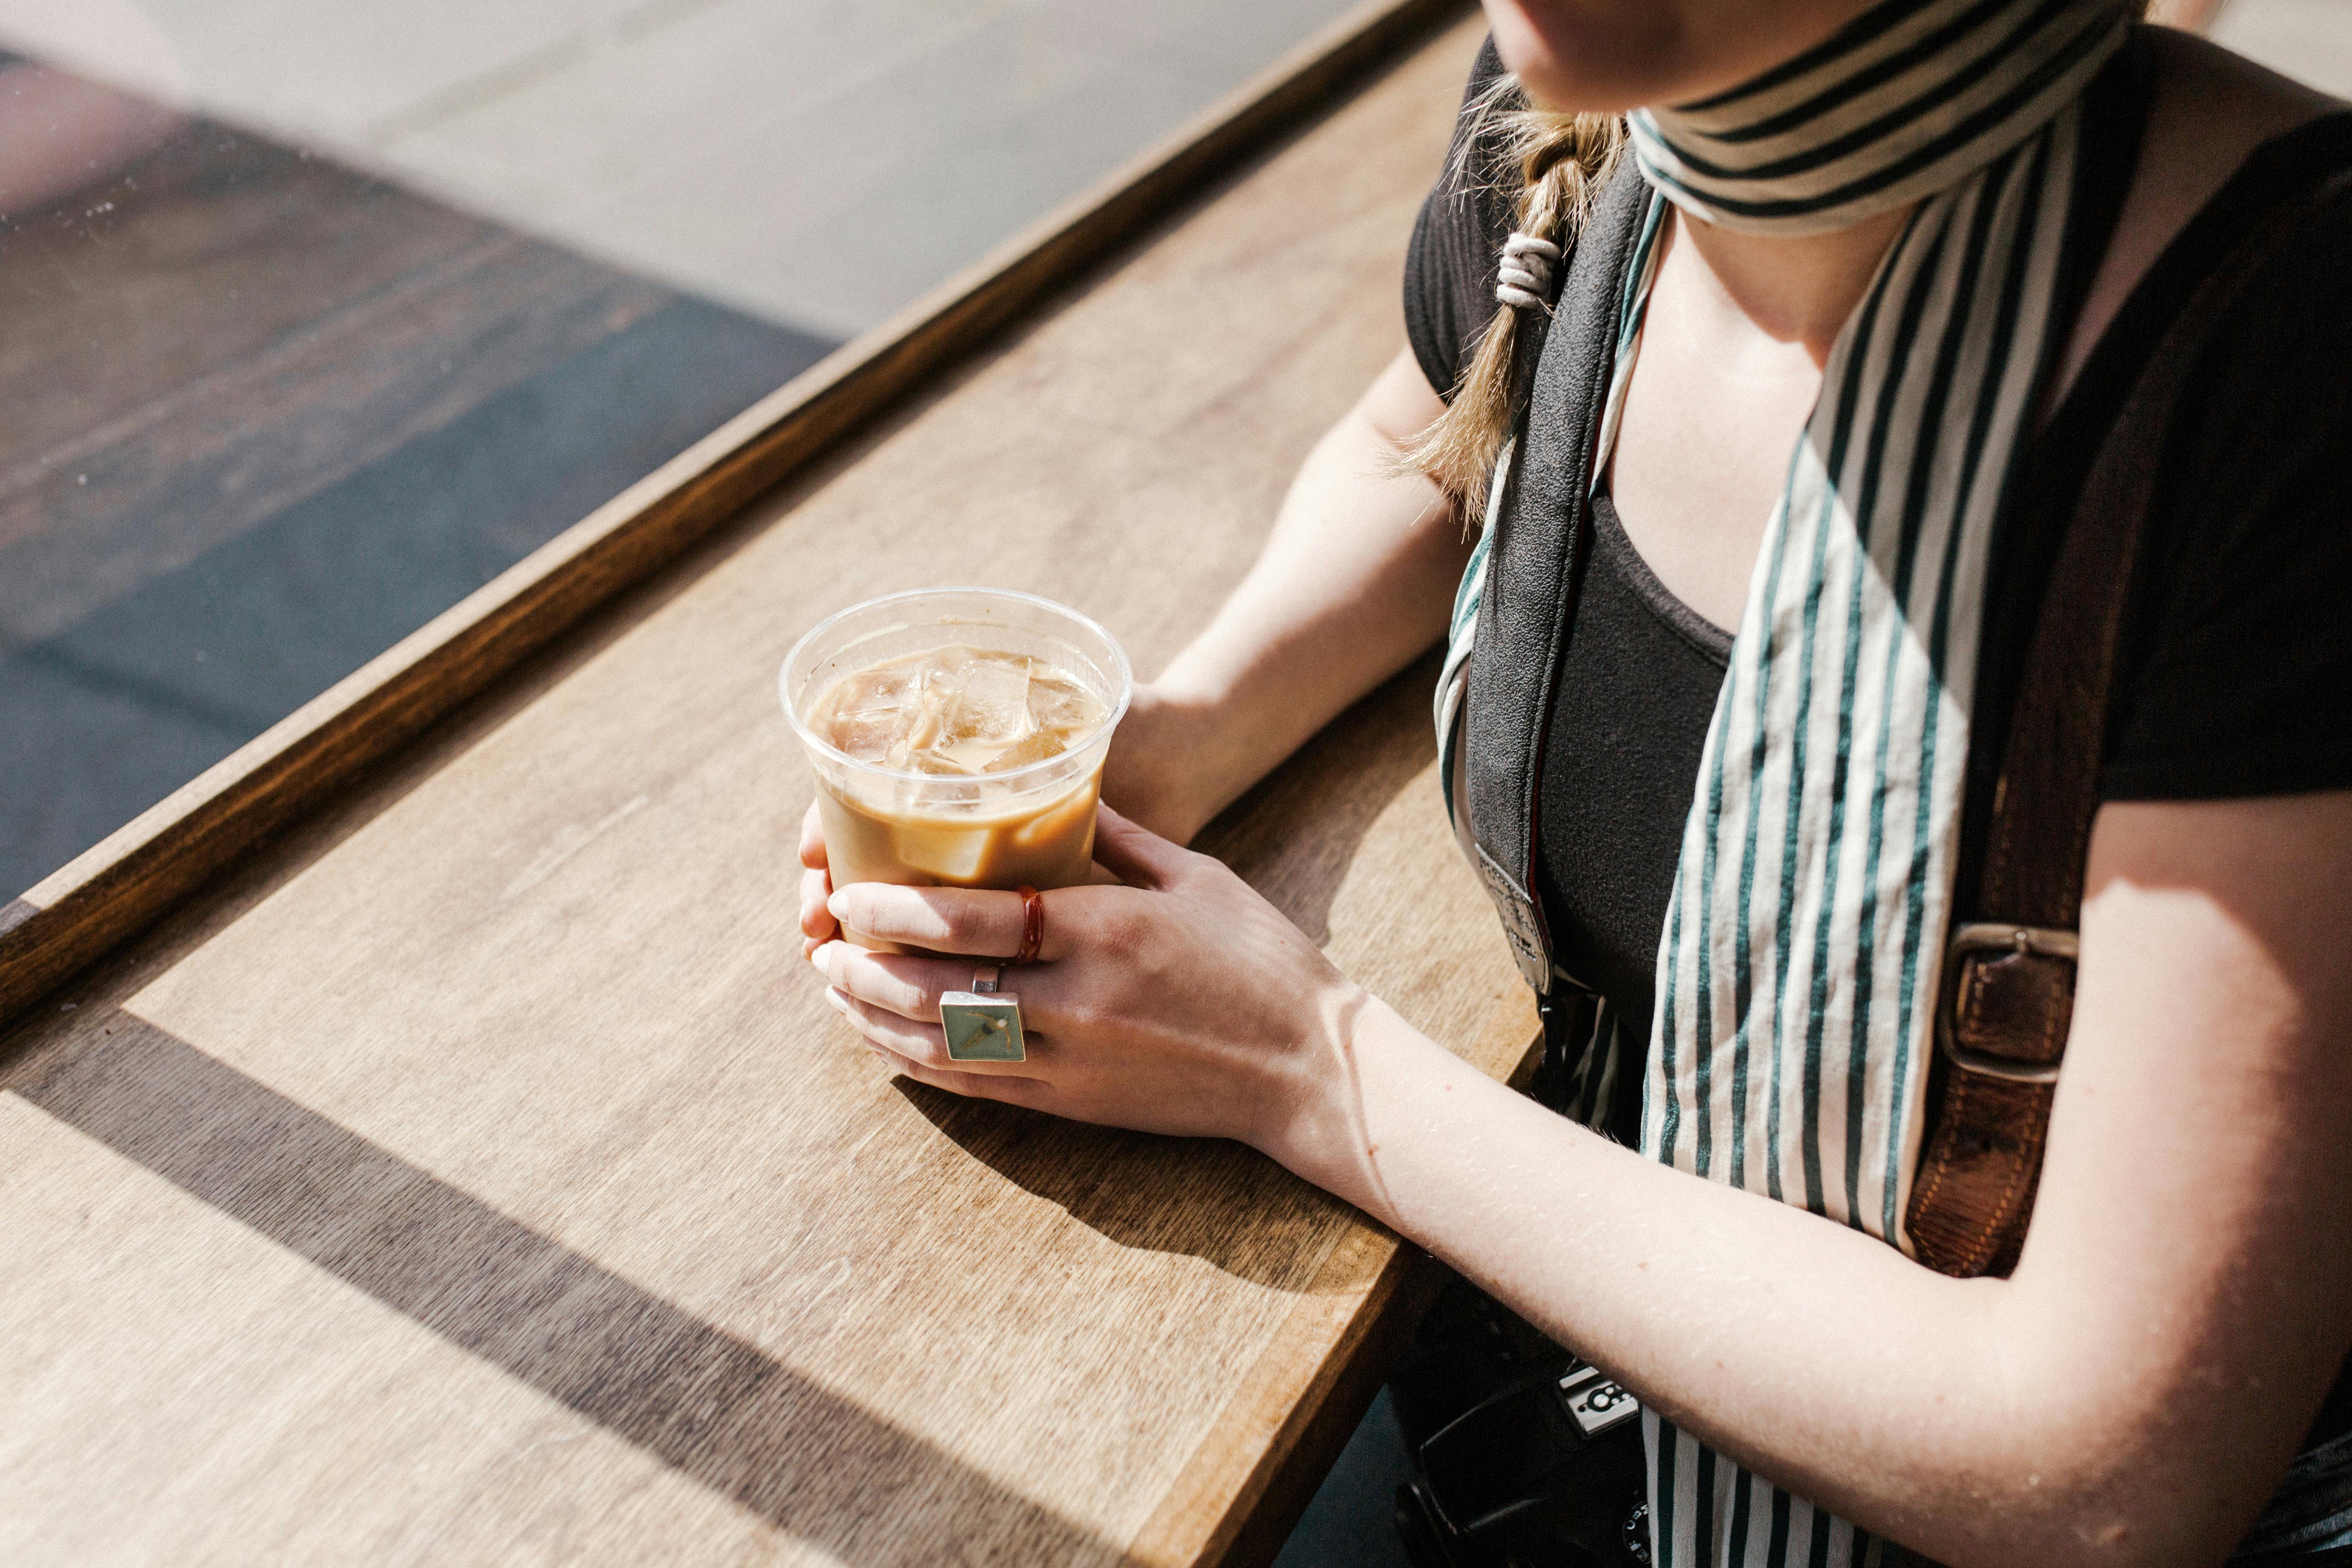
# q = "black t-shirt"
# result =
<box><xmin>1533</xmin><ymin>493</ymin><xmax>1728</xmax><ymax>1053</ymax></box>
<box><xmin>1405</xmin><ymin>40</ymin><xmax>2352</xmax><ymax>1071</ymax></box>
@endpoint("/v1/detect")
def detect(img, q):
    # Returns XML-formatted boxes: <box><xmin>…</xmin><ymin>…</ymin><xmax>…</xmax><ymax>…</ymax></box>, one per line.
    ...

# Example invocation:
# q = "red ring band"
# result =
<box><xmin>1014</xmin><ymin>886</ymin><xmax>1044</xmax><ymax>966</ymax></box>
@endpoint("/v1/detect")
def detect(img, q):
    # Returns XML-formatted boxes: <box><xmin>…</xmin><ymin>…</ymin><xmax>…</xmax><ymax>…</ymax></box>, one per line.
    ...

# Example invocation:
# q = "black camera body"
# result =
<box><xmin>1388</xmin><ymin>1280</ymin><xmax>1651</xmax><ymax>1568</ymax></box>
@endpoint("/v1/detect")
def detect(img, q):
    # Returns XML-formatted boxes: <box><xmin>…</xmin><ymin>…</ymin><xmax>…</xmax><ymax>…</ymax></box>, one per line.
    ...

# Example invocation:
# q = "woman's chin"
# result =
<box><xmin>1481</xmin><ymin>0</ymin><xmax>1885</xmax><ymax>116</ymax></box>
<box><xmin>1481</xmin><ymin>0</ymin><xmax>1672</xmax><ymax>114</ymax></box>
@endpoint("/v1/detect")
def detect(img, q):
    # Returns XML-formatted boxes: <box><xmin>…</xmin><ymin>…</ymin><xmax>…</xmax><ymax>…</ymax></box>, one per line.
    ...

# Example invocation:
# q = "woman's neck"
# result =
<box><xmin>1604</xmin><ymin>197</ymin><xmax>1923</xmax><ymax>630</ymax></box>
<box><xmin>1673</xmin><ymin>202</ymin><xmax>1917</xmax><ymax>363</ymax></box>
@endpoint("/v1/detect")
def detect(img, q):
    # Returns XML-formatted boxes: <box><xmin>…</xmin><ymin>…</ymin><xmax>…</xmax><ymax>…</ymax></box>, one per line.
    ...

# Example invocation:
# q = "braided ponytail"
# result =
<box><xmin>1405</xmin><ymin>98</ymin><xmax>1626</xmax><ymax>513</ymax></box>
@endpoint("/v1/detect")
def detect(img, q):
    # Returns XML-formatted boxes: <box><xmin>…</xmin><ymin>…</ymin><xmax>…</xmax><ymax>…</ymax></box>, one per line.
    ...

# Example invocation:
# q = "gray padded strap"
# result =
<box><xmin>1462</xmin><ymin>158</ymin><xmax>1652</xmax><ymax>989</ymax></box>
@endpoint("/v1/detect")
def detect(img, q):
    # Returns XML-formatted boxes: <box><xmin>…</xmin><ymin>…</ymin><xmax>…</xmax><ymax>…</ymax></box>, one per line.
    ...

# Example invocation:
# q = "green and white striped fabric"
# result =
<box><xmin>1632</xmin><ymin>94</ymin><xmax>2094</xmax><ymax>1568</ymax></box>
<box><xmin>1433</xmin><ymin>1</ymin><xmax>2131</xmax><ymax>1561</ymax></box>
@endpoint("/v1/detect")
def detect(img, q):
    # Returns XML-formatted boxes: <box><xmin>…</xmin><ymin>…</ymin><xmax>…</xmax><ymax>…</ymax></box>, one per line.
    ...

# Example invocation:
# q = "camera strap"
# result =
<box><xmin>1455</xmin><ymin>157</ymin><xmax>1654</xmax><ymax>997</ymax></box>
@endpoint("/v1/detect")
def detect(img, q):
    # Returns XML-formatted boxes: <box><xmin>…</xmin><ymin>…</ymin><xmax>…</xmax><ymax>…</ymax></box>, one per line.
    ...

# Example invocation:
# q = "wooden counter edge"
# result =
<box><xmin>1133</xmin><ymin>983</ymin><xmax>1543</xmax><ymax>1568</ymax></box>
<box><xmin>0</xmin><ymin>0</ymin><xmax>1474</xmax><ymax>1034</ymax></box>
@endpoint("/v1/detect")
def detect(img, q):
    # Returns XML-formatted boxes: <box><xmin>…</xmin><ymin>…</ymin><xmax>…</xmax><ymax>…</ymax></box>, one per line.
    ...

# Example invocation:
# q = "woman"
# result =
<box><xmin>802</xmin><ymin>1</ymin><xmax>2352</xmax><ymax>1562</ymax></box>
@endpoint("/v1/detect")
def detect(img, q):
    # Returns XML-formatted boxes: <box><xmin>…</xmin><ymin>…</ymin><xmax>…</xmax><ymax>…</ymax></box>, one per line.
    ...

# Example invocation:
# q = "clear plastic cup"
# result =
<box><xmin>782</xmin><ymin>587</ymin><xmax>1132</xmax><ymax>949</ymax></box>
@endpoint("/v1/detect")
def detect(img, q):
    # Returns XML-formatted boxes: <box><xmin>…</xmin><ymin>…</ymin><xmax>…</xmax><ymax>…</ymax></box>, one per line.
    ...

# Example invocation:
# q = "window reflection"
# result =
<box><xmin>0</xmin><ymin>0</ymin><xmax>1369</xmax><ymax>898</ymax></box>
<box><xmin>0</xmin><ymin>57</ymin><xmax>830</xmax><ymax>896</ymax></box>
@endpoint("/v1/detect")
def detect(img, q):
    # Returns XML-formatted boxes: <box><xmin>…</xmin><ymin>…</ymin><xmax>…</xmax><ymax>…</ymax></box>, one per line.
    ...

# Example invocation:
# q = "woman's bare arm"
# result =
<box><xmin>1102</xmin><ymin>346</ymin><xmax>1466</xmax><ymax>842</ymax></box>
<box><xmin>817</xmin><ymin>791</ymin><xmax>2352</xmax><ymax>1566</ymax></box>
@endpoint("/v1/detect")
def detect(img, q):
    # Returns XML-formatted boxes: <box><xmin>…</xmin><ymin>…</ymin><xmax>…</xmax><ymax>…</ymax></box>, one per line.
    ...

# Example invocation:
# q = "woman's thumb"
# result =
<box><xmin>1090</xmin><ymin>801</ymin><xmax>1192</xmax><ymax>889</ymax></box>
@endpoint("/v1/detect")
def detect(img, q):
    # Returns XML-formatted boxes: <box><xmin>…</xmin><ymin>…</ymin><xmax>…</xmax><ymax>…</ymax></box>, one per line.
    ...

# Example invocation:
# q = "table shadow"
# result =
<box><xmin>898</xmin><ymin>1082</ymin><xmax>1362</xmax><ymax>1292</ymax></box>
<box><xmin>9</xmin><ymin>1016</ymin><xmax>1132</xmax><ymax>1567</ymax></box>
<box><xmin>1192</xmin><ymin>649</ymin><xmax>1442</xmax><ymax>946</ymax></box>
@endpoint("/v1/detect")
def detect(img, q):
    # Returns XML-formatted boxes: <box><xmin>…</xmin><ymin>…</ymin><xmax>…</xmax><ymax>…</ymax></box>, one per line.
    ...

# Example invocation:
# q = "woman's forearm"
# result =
<box><xmin>1296</xmin><ymin>1008</ymin><xmax>2028</xmax><ymax>1558</ymax></box>
<box><xmin>1142</xmin><ymin>348</ymin><xmax>1465</xmax><ymax>837</ymax></box>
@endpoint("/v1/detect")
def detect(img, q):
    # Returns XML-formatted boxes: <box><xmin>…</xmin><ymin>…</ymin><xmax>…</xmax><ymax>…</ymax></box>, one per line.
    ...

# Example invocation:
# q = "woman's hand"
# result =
<box><xmin>796</xmin><ymin>799</ymin><xmax>837</xmax><ymax>959</ymax></box>
<box><xmin>796</xmin><ymin>680</ymin><xmax>1237</xmax><ymax>958</ymax></box>
<box><xmin>806</xmin><ymin>805</ymin><xmax>1371</xmax><ymax>1154</ymax></box>
<box><xmin>794</xmin><ymin>725</ymin><xmax>1210</xmax><ymax>955</ymax></box>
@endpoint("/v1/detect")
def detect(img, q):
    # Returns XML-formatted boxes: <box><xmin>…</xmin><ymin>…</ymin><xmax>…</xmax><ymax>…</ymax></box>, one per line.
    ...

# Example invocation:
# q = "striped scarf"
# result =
<box><xmin>1439</xmin><ymin>1</ymin><xmax>2130</xmax><ymax>1563</ymax></box>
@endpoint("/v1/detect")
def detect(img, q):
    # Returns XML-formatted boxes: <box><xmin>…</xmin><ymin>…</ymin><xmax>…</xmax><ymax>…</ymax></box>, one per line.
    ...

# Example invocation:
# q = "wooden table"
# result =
<box><xmin>0</xmin><ymin>11</ymin><xmax>1539</xmax><ymax>1563</ymax></box>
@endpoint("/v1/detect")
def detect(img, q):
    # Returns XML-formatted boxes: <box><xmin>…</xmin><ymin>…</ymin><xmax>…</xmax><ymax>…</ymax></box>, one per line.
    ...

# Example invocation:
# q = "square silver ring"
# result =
<box><xmin>940</xmin><ymin>992</ymin><xmax>1025</xmax><ymax>1062</ymax></box>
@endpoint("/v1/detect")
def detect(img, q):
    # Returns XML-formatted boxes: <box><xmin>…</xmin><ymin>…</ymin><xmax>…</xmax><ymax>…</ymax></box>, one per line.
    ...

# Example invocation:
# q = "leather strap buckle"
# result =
<box><xmin>1938</xmin><ymin>922</ymin><xmax>2079</xmax><ymax>1086</ymax></box>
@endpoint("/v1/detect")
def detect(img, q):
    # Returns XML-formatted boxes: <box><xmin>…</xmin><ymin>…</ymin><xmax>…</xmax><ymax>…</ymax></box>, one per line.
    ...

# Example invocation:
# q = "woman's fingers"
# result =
<box><xmin>798</xmin><ymin>799</ymin><xmax>829</xmax><ymax>870</ymax></box>
<box><xmin>814</xmin><ymin>940</ymin><xmax>928</xmax><ymax>1016</ymax></box>
<box><xmin>860</xmin><ymin>1039</ymin><xmax>1053</xmax><ymax>1109</ymax></box>
<box><xmin>1089</xmin><ymin>803</ymin><xmax>1194</xmax><ymax>891</ymax></box>
<box><xmin>823</xmin><ymin>985</ymin><xmax>1040</xmax><ymax>1079</ymax></box>
<box><xmin>800</xmin><ymin>863</ymin><xmax>837</xmax><ymax>953</ymax></box>
<box><xmin>827</xmin><ymin>883</ymin><xmax>1076</xmax><ymax>961</ymax></box>
<box><xmin>823</xmin><ymin>985</ymin><xmax>947</xmax><ymax>1056</ymax></box>
<box><xmin>811</xmin><ymin>940</ymin><xmax>1050</xmax><ymax>1028</ymax></box>
<box><xmin>799</xmin><ymin>802</ymin><xmax>839</xmax><ymax>956</ymax></box>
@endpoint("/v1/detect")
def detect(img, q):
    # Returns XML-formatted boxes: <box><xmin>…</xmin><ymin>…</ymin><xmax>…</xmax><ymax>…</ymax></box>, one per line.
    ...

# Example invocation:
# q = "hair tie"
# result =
<box><xmin>1494</xmin><ymin>230</ymin><xmax>1562</xmax><ymax>311</ymax></box>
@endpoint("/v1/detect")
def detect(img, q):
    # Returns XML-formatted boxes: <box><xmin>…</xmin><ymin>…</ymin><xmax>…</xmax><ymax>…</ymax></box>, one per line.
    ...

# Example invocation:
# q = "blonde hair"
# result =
<box><xmin>1405</xmin><ymin>88</ymin><xmax>1628</xmax><ymax>511</ymax></box>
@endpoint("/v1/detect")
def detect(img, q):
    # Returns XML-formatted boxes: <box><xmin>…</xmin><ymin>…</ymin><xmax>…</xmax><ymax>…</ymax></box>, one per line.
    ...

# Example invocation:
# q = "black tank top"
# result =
<box><xmin>1533</xmin><ymin>492</ymin><xmax>1725</xmax><ymax>1087</ymax></box>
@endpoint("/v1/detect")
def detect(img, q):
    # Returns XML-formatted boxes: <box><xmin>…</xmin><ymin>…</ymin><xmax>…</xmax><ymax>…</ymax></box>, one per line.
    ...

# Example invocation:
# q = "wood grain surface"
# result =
<box><xmin>0</xmin><ymin>0</ymin><xmax>1470</xmax><ymax>1035</ymax></box>
<box><xmin>0</xmin><ymin>14</ymin><xmax>1537</xmax><ymax>1566</ymax></box>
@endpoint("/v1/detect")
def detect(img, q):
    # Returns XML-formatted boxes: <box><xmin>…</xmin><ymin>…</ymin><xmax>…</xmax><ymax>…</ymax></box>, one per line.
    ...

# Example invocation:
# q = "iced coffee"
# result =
<box><xmin>782</xmin><ymin>589</ymin><xmax>1130</xmax><ymax>950</ymax></box>
<box><xmin>808</xmin><ymin>644</ymin><xmax>1110</xmax><ymax>889</ymax></box>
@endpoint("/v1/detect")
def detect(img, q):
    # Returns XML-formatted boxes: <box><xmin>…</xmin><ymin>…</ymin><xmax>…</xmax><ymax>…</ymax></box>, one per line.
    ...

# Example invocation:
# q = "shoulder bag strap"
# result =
<box><xmin>1906</xmin><ymin>164</ymin><xmax>2352</xmax><ymax>1278</ymax></box>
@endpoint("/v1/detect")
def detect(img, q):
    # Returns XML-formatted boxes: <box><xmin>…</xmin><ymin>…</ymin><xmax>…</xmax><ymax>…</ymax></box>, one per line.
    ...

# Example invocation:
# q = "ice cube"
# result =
<box><xmin>899</xmin><ymin>671</ymin><xmax>949</xmax><ymax>756</ymax></box>
<box><xmin>982</xmin><ymin>727</ymin><xmax>1068</xmax><ymax>773</ymax></box>
<box><xmin>894</xmin><ymin>821</ymin><xmax>988</xmax><ymax>881</ymax></box>
<box><xmin>1026</xmin><ymin>669</ymin><xmax>1104</xmax><ymax>736</ymax></box>
<box><xmin>919</xmin><ymin>652</ymin><xmax>1033</xmax><ymax>769</ymax></box>
<box><xmin>917</xmin><ymin>648</ymin><xmax>967</xmax><ymax>697</ymax></box>
<box><xmin>945</xmin><ymin>656</ymin><xmax>1031</xmax><ymax>744</ymax></box>
<box><xmin>820</xmin><ymin>662</ymin><xmax>929</xmax><ymax>763</ymax></box>
<box><xmin>833</xmin><ymin>664</ymin><xmax>918</xmax><ymax>718</ymax></box>
<box><xmin>833</xmin><ymin>711</ymin><xmax>903</xmax><ymax>764</ymax></box>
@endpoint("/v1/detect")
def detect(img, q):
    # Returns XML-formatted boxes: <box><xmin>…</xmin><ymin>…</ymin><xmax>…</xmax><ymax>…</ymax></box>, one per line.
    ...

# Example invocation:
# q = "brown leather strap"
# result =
<box><xmin>1905</xmin><ymin>172</ymin><xmax>2352</xmax><ymax>1277</ymax></box>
